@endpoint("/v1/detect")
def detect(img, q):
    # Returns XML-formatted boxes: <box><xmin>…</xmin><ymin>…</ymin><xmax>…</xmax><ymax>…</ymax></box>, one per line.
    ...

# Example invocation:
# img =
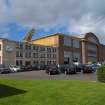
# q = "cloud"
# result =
<box><xmin>0</xmin><ymin>0</ymin><xmax>105</xmax><ymax>43</ymax></box>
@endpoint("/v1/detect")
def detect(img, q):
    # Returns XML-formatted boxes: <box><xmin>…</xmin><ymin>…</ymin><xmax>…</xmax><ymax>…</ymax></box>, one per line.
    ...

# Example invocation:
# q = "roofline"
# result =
<box><xmin>31</xmin><ymin>33</ymin><xmax>82</xmax><ymax>41</ymax></box>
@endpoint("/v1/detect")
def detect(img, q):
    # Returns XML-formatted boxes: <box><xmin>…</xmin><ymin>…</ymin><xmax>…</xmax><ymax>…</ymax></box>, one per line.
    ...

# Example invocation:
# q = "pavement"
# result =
<box><xmin>0</xmin><ymin>70</ymin><xmax>97</xmax><ymax>81</ymax></box>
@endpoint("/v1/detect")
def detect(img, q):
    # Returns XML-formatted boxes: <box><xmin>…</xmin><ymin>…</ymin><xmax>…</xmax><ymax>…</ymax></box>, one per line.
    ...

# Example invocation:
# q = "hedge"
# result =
<box><xmin>97</xmin><ymin>65</ymin><xmax>105</xmax><ymax>82</ymax></box>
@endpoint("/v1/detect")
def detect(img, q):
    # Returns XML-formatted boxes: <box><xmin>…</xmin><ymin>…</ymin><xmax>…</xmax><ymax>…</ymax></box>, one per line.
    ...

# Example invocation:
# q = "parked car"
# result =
<box><xmin>17</xmin><ymin>65</ymin><xmax>27</xmax><ymax>72</ymax></box>
<box><xmin>24</xmin><ymin>65</ymin><xmax>33</xmax><ymax>71</ymax></box>
<box><xmin>82</xmin><ymin>64</ymin><xmax>94</xmax><ymax>73</ymax></box>
<box><xmin>37</xmin><ymin>64</ymin><xmax>47</xmax><ymax>70</ymax></box>
<box><xmin>90</xmin><ymin>64</ymin><xmax>99</xmax><ymax>72</ymax></box>
<box><xmin>57</xmin><ymin>64</ymin><xmax>67</xmax><ymax>73</ymax></box>
<box><xmin>64</xmin><ymin>65</ymin><xmax>77</xmax><ymax>75</ymax></box>
<box><xmin>75</xmin><ymin>64</ymin><xmax>84</xmax><ymax>72</ymax></box>
<box><xmin>45</xmin><ymin>65</ymin><xmax>60</xmax><ymax>75</ymax></box>
<box><xmin>9</xmin><ymin>65</ymin><xmax>21</xmax><ymax>72</ymax></box>
<box><xmin>0</xmin><ymin>65</ymin><xmax>11</xmax><ymax>74</ymax></box>
<box><xmin>31</xmin><ymin>64</ymin><xmax>39</xmax><ymax>70</ymax></box>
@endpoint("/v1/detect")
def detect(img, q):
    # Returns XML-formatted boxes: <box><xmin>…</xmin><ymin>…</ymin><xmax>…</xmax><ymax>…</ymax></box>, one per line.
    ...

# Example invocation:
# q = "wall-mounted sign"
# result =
<box><xmin>5</xmin><ymin>45</ymin><xmax>14</xmax><ymax>52</ymax></box>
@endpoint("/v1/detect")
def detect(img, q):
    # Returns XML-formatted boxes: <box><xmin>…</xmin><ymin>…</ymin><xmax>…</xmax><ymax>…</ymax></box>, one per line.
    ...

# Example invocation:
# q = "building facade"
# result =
<box><xmin>0</xmin><ymin>39</ymin><xmax>58</xmax><ymax>66</ymax></box>
<box><xmin>0</xmin><ymin>32</ymin><xmax>105</xmax><ymax>66</ymax></box>
<box><xmin>32</xmin><ymin>32</ymin><xmax>105</xmax><ymax>64</ymax></box>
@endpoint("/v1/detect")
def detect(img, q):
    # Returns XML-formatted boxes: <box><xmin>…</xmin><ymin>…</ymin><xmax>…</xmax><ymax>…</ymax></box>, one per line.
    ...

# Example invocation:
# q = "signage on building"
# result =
<box><xmin>5</xmin><ymin>45</ymin><xmax>14</xmax><ymax>52</ymax></box>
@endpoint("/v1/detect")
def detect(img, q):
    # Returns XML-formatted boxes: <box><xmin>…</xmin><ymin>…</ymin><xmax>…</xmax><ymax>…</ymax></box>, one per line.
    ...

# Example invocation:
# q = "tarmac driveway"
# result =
<box><xmin>0</xmin><ymin>70</ymin><xmax>97</xmax><ymax>81</ymax></box>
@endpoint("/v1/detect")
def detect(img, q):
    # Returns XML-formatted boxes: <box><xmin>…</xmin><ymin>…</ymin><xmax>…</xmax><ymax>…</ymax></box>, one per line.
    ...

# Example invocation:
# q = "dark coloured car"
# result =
<box><xmin>90</xmin><ymin>64</ymin><xmax>99</xmax><ymax>72</ymax></box>
<box><xmin>0</xmin><ymin>65</ymin><xmax>11</xmax><ymax>74</ymax></box>
<box><xmin>31</xmin><ymin>64</ymin><xmax>39</xmax><ymax>70</ymax></box>
<box><xmin>57</xmin><ymin>64</ymin><xmax>67</xmax><ymax>73</ymax></box>
<box><xmin>75</xmin><ymin>64</ymin><xmax>84</xmax><ymax>72</ymax></box>
<box><xmin>38</xmin><ymin>64</ymin><xmax>47</xmax><ymax>70</ymax></box>
<box><xmin>21</xmin><ymin>65</ymin><xmax>33</xmax><ymax>71</ymax></box>
<box><xmin>82</xmin><ymin>65</ymin><xmax>94</xmax><ymax>73</ymax></box>
<box><xmin>64</xmin><ymin>65</ymin><xmax>77</xmax><ymax>75</ymax></box>
<box><xmin>45</xmin><ymin>65</ymin><xmax>60</xmax><ymax>75</ymax></box>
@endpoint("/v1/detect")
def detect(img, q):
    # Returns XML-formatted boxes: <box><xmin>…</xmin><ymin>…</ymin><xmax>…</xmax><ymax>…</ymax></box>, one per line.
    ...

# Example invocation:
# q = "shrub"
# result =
<box><xmin>97</xmin><ymin>65</ymin><xmax>105</xmax><ymax>82</ymax></box>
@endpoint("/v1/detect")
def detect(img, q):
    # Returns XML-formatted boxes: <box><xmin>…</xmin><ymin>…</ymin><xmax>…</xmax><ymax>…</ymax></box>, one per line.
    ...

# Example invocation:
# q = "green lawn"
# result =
<box><xmin>0</xmin><ymin>79</ymin><xmax>105</xmax><ymax>105</ymax></box>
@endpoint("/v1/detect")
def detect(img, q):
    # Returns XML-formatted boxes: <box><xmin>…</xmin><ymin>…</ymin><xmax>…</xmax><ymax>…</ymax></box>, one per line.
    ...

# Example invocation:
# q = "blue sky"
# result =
<box><xmin>1</xmin><ymin>0</ymin><xmax>105</xmax><ymax>43</ymax></box>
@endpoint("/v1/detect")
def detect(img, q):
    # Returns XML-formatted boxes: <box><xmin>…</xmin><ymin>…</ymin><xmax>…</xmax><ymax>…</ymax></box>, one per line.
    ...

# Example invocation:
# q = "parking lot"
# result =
<box><xmin>0</xmin><ymin>70</ymin><xmax>97</xmax><ymax>81</ymax></box>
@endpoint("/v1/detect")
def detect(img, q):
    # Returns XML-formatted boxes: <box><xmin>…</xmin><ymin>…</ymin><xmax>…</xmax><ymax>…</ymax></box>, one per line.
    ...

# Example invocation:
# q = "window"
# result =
<box><xmin>40</xmin><ymin>47</ymin><xmax>45</xmax><ymax>52</ymax></box>
<box><xmin>53</xmin><ymin>54</ymin><xmax>56</xmax><ymax>58</ymax></box>
<box><xmin>33</xmin><ymin>46</ymin><xmax>39</xmax><ymax>51</ymax></box>
<box><xmin>47</xmin><ymin>48</ymin><xmax>51</xmax><ymax>52</ymax></box>
<box><xmin>47</xmin><ymin>61</ymin><xmax>52</xmax><ymax>65</ymax></box>
<box><xmin>25</xmin><ymin>52</ymin><xmax>31</xmax><ymax>58</ymax></box>
<box><xmin>16</xmin><ymin>51</ymin><xmax>19</xmax><ymax>57</ymax></box>
<box><xmin>25</xmin><ymin>52</ymin><xmax>28</xmax><ymax>58</ymax></box>
<box><xmin>33</xmin><ymin>61</ymin><xmax>39</xmax><ymax>64</ymax></box>
<box><xmin>20</xmin><ymin>52</ymin><xmax>23</xmax><ymax>57</ymax></box>
<box><xmin>47</xmin><ymin>54</ymin><xmax>52</xmax><ymax>58</ymax></box>
<box><xmin>29</xmin><ymin>52</ymin><xmax>31</xmax><ymax>57</ymax></box>
<box><xmin>19</xmin><ymin>43</ymin><xmax>23</xmax><ymax>49</ymax></box>
<box><xmin>73</xmin><ymin>40</ymin><xmax>80</xmax><ymax>48</ymax></box>
<box><xmin>64</xmin><ymin>37</ymin><xmax>72</xmax><ymax>46</ymax></box>
<box><xmin>40</xmin><ymin>54</ymin><xmax>45</xmax><ymax>58</ymax></box>
<box><xmin>33</xmin><ymin>53</ymin><xmax>38</xmax><ymax>58</ymax></box>
<box><xmin>52</xmin><ymin>61</ymin><xmax>56</xmax><ymax>64</ymax></box>
<box><xmin>40</xmin><ymin>61</ymin><xmax>45</xmax><ymax>64</ymax></box>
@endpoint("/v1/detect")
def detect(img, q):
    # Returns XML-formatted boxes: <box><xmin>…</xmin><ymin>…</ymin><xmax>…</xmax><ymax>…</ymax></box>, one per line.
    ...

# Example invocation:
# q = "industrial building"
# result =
<box><xmin>0</xmin><ymin>30</ymin><xmax>105</xmax><ymax>66</ymax></box>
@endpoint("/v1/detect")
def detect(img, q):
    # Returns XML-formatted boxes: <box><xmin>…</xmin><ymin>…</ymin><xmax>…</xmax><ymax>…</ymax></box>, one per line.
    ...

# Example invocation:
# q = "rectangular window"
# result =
<box><xmin>47</xmin><ymin>48</ymin><xmax>51</xmax><ymax>52</ymax></box>
<box><xmin>16</xmin><ymin>51</ymin><xmax>19</xmax><ymax>57</ymax></box>
<box><xmin>64</xmin><ymin>37</ymin><xmax>72</xmax><ymax>46</ymax></box>
<box><xmin>40</xmin><ymin>47</ymin><xmax>45</xmax><ymax>52</ymax></box>
<box><xmin>47</xmin><ymin>54</ymin><xmax>52</xmax><ymax>58</ymax></box>
<box><xmin>40</xmin><ymin>61</ymin><xmax>45</xmax><ymax>64</ymax></box>
<box><xmin>33</xmin><ymin>46</ymin><xmax>39</xmax><ymax>51</ymax></box>
<box><xmin>20</xmin><ymin>52</ymin><xmax>23</xmax><ymax>57</ymax></box>
<box><xmin>33</xmin><ymin>61</ymin><xmax>39</xmax><ymax>64</ymax></box>
<box><xmin>19</xmin><ymin>43</ymin><xmax>23</xmax><ymax>49</ymax></box>
<box><xmin>33</xmin><ymin>53</ymin><xmax>38</xmax><ymax>58</ymax></box>
<box><xmin>53</xmin><ymin>54</ymin><xmax>56</xmax><ymax>58</ymax></box>
<box><xmin>40</xmin><ymin>54</ymin><xmax>45</xmax><ymax>58</ymax></box>
<box><xmin>73</xmin><ymin>40</ymin><xmax>80</xmax><ymax>48</ymax></box>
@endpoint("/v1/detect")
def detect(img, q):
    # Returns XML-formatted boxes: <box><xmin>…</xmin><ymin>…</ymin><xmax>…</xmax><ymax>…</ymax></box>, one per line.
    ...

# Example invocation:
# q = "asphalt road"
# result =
<box><xmin>0</xmin><ymin>70</ymin><xmax>97</xmax><ymax>81</ymax></box>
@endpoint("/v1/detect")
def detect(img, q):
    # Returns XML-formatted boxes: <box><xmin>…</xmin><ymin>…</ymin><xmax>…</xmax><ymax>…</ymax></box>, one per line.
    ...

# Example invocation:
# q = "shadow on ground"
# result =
<box><xmin>0</xmin><ymin>84</ymin><xmax>27</xmax><ymax>98</ymax></box>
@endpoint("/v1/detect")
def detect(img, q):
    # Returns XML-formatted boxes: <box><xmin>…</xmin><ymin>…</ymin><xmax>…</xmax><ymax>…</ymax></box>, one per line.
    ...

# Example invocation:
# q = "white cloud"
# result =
<box><xmin>0</xmin><ymin>0</ymin><xmax>105</xmax><ymax>43</ymax></box>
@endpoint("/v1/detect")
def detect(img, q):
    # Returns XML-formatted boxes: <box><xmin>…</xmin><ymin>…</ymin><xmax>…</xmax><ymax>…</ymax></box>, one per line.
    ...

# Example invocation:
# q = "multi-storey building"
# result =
<box><xmin>32</xmin><ymin>32</ymin><xmax>105</xmax><ymax>64</ymax></box>
<box><xmin>0</xmin><ymin>32</ymin><xmax>105</xmax><ymax>66</ymax></box>
<box><xmin>0</xmin><ymin>39</ymin><xmax>58</xmax><ymax>66</ymax></box>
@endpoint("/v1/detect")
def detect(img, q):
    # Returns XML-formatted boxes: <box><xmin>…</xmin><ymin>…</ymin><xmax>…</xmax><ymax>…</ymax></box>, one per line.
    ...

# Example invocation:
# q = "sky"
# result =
<box><xmin>0</xmin><ymin>0</ymin><xmax>105</xmax><ymax>43</ymax></box>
